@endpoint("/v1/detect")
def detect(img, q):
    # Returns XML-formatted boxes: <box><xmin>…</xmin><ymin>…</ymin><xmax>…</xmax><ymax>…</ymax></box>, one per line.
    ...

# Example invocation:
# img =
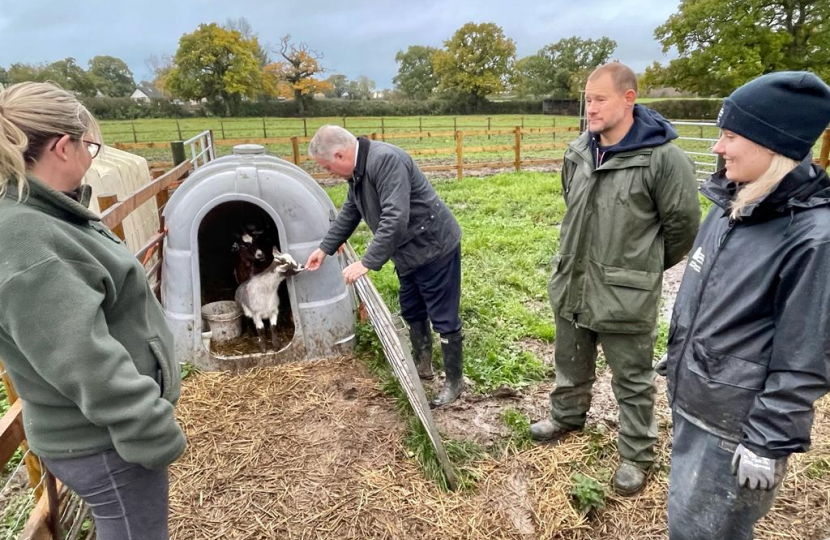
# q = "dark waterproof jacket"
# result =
<box><xmin>320</xmin><ymin>138</ymin><xmax>461</xmax><ymax>276</ymax></box>
<box><xmin>549</xmin><ymin>106</ymin><xmax>700</xmax><ymax>333</ymax></box>
<box><xmin>667</xmin><ymin>160</ymin><xmax>830</xmax><ymax>459</ymax></box>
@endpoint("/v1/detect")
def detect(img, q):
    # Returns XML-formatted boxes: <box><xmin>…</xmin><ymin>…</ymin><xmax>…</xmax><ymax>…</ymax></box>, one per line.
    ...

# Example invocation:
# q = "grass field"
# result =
<box><xmin>100</xmin><ymin>114</ymin><xmax>733</xmax><ymax>181</ymax></box>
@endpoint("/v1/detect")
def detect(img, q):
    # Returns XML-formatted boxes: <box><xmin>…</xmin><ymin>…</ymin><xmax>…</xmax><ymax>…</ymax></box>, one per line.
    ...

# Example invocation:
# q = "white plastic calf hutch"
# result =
<box><xmin>161</xmin><ymin>144</ymin><xmax>355</xmax><ymax>371</ymax></box>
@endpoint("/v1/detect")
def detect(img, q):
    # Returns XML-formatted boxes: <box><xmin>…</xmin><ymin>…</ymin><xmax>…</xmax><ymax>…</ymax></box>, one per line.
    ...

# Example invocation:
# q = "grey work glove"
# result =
<box><xmin>730</xmin><ymin>444</ymin><xmax>785</xmax><ymax>491</ymax></box>
<box><xmin>654</xmin><ymin>354</ymin><xmax>668</xmax><ymax>377</ymax></box>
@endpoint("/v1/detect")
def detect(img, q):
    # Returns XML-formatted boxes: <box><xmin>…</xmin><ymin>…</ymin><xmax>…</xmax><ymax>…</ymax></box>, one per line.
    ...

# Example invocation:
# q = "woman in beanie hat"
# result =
<box><xmin>663</xmin><ymin>71</ymin><xmax>830</xmax><ymax>539</ymax></box>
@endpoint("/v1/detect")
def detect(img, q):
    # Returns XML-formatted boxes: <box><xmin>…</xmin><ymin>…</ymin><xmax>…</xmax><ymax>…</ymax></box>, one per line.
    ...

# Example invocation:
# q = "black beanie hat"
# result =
<box><xmin>717</xmin><ymin>71</ymin><xmax>830</xmax><ymax>160</ymax></box>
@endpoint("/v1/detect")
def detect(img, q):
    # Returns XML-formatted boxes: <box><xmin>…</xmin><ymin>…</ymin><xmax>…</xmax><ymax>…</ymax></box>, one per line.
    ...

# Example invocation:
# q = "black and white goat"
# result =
<box><xmin>231</xmin><ymin>224</ymin><xmax>274</xmax><ymax>285</ymax></box>
<box><xmin>234</xmin><ymin>247</ymin><xmax>305</xmax><ymax>351</ymax></box>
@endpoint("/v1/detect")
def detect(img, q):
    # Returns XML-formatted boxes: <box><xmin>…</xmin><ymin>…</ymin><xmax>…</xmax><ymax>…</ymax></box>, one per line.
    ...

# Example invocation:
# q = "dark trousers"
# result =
<box><xmin>668</xmin><ymin>412</ymin><xmax>783</xmax><ymax>540</ymax></box>
<box><xmin>43</xmin><ymin>450</ymin><xmax>169</xmax><ymax>540</ymax></box>
<box><xmin>548</xmin><ymin>313</ymin><xmax>658</xmax><ymax>468</ymax></box>
<box><xmin>398</xmin><ymin>245</ymin><xmax>462</xmax><ymax>337</ymax></box>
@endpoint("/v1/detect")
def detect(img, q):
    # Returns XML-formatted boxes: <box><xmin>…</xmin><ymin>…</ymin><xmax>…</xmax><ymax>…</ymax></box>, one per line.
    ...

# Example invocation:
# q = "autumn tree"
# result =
<box><xmin>514</xmin><ymin>37</ymin><xmax>616</xmax><ymax>98</ymax></box>
<box><xmin>224</xmin><ymin>17</ymin><xmax>270</xmax><ymax>67</ymax></box>
<box><xmin>88</xmin><ymin>56</ymin><xmax>135</xmax><ymax>97</ymax></box>
<box><xmin>433</xmin><ymin>22</ymin><xmax>516</xmax><ymax>108</ymax></box>
<box><xmin>656</xmin><ymin>0</ymin><xmax>830</xmax><ymax>96</ymax></box>
<box><xmin>393</xmin><ymin>45</ymin><xmax>438</xmax><ymax>100</ymax></box>
<box><xmin>263</xmin><ymin>35</ymin><xmax>331</xmax><ymax>114</ymax></box>
<box><xmin>165</xmin><ymin>23</ymin><xmax>263</xmax><ymax>116</ymax></box>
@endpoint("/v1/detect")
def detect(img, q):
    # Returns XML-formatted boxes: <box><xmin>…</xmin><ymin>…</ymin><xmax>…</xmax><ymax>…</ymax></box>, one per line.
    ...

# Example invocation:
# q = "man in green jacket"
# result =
<box><xmin>530</xmin><ymin>62</ymin><xmax>700</xmax><ymax>495</ymax></box>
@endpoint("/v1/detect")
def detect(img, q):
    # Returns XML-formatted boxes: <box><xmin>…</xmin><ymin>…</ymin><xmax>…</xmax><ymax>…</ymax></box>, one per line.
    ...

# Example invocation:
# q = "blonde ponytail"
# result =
<box><xmin>0</xmin><ymin>82</ymin><xmax>101</xmax><ymax>200</ymax></box>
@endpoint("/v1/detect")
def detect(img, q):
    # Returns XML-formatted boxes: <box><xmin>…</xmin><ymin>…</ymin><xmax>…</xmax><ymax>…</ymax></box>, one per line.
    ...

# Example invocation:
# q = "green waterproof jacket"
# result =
<box><xmin>548</xmin><ymin>129</ymin><xmax>700</xmax><ymax>334</ymax></box>
<box><xmin>0</xmin><ymin>177</ymin><xmax>186</xmax><ymax>470</ymax></box>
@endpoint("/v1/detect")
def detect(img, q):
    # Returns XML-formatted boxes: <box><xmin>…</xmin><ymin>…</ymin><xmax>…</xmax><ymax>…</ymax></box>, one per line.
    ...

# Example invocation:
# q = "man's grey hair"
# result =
<box><xmin>308</xmin><ymin>125</ymin><xmax>357</xmax><ymax>161</ymax></box>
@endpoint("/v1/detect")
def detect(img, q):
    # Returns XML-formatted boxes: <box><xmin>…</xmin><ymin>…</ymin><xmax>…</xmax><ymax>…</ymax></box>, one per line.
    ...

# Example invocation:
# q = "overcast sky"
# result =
<box><xmin>0</xmin><ymin>0</ymin><xmax>680</xmax><ymax>89</ymax></box>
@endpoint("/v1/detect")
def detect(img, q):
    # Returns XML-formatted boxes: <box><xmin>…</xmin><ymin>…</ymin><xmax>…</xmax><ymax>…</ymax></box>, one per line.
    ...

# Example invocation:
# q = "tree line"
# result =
<box><xmin>2</xmin><ymin>1</ymin><xmax>826</xmax><ymax>117</ymax></box>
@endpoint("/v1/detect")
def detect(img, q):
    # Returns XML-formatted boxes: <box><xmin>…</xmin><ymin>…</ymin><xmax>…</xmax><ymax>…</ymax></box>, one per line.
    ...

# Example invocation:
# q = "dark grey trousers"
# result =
<box><xmin>548</xmin><ymin>314</ymin><xmax>658</xmax><ymax>468</ymax></box>
<box><xmin>43</xmin><ymin>449</ymin><xmax>169</xmax><ymax>540</ymax></box>
<box><xmin>668</xmin><ymin>413</ymin><xmax>783</xmax><ymax>540</ymax></box>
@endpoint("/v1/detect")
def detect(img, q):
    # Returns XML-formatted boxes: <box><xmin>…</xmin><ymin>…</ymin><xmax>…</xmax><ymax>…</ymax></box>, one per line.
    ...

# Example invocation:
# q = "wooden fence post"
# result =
<box><xmin>456</xmin><ymin>131</ymin><xmax>463</xmax><ymax>180</ymax></box>
<box><xmin>303</xmin><ymin>118</ymin><xmax>308</xmax><ymax>137</ymax></box>
<box><xmin>521</xmin><ymin>116</ymin><xmax>525</xmax><ymax>140</ymax></box>
<box><xmin>342</xmin><ymin>117</ymin><xmax>347</xmax><ymax>129</ymax></box>
<box><xmin>220</xmin><ymin>120</ymin><xmax>226</xmax><ymax>140</ymax></box>
<box><xmin>514</xmin><ymin>126</ymin><xmax>521</xmax><ymax>172</ymax></box>
<box><xmin>820</xmin><ymin>128</ymin><xmax>830</xmax><ymax>170</ymax></box>
<box><xmin>176</xmin><ymin>120</ymin><xmax>183</xmax><ymax>140</ymax></box>
<box><xmin>487</xmin><ymin>117</ymin><xmax>491</xmax><ymax>140</ymax></box>
<box><xmin>453</xmin><ymin>117</ymin><xmax>457</xmax><ymax>132</ymax></box>
<box><xmin>381</xmin><ymin>117</ymin><xmax>386</xmax><ymax>141</ymax></box>
<box><xmin>262</xmin><ymin>118</ymin><xmax>268</xmax><ymax>138</ymax></box>
<box><xmin>131</xmin><ymin>122</ymin><xmax>138</xmax><ymax>143</ymax></box>
<box><xmin>98</xmin><ymin>194</ymin><xmax>126</xmax><ymax>241</ymax></box>
<box><xmin>419</xmin><ymin>117</ymin><xmax>423</xmax><ymax>141</ymax></box>
<box><xmin>0</xmin><ymin>359</ymin><xmax>44</xmax><ymax>499</ymax></box>
<box><xmin>291</xmin><ymin>136</ymin><xmax>300</xmax><ymax>165</ymax></box>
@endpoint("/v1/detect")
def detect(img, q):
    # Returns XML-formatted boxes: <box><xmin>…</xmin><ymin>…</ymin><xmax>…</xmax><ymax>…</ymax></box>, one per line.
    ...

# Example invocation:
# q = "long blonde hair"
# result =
<box><xmin>730</xmin><ymin>154</ymin><xmax>799</xmax><ymax>219</ymax></box>
<box><xmin>0</xmin><ymin>82</ymin><xmax>101</xmax><ymax>200</ymax></box>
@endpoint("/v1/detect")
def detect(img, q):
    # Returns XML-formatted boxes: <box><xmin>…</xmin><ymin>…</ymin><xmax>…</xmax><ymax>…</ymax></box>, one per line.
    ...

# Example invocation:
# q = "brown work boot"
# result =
<box><xmin>612</xmin><ymin>461</ymin><xmax>648</xmax><ymax>496</ymax></box>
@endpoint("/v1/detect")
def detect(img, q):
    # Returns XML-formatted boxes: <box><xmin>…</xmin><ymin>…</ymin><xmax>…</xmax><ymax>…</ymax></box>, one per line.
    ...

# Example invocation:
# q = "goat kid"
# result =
<box><xmin>231</xmin><ymin>225</ymin><xmax>274</xmax><ymax>284</ymax></box>
<box><xmin>234</xmin><ymin>247</ymin><xmax>305</xmax><ymax>351</ymax></box>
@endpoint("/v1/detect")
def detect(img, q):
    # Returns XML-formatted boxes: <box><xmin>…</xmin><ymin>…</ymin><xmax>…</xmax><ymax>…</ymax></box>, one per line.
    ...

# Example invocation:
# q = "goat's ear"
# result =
<box><xmin>272</xmin><ymin>246</ymin><xmax>281</xmax><ymax>256</ymax></box>
<box><xmin>231</xmin><ymin>242</ymin><xmax>240</xmax><ymax>252</ymax></box>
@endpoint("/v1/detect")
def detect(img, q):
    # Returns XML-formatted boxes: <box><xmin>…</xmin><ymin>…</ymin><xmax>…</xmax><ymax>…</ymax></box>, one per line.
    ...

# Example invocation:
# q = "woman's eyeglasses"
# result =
<box><xmin>50</xmin><ymin>136</ymin><xmax>102</xmax><ymax>159</ymax></box>
<box><xmin>83</xmin><ymin>140</ymin><xmax>101</xmax><ymax>159</ymax></box>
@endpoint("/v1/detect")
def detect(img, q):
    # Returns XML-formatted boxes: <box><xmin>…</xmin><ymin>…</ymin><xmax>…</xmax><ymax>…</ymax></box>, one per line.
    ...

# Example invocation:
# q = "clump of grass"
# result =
<box><xmin>500</xmin><ymin>407</ymin><xmax>533</xmax><ymax>451</ymax></box>
<box><xmin>570</xmin><ymin>472</ymin><xmax>607</xmax><ymax>516</ymax></box>
<box><xmin>805</xmin><ymin>457</ymin><xmax>830</xmax><ymax>480</ymax></box>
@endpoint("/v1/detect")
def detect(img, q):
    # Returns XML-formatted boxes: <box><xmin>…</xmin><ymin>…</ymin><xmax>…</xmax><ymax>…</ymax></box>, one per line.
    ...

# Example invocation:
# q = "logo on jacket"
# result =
<box><xmin>689</xmin><ymin>247</ymin><xmax>705</xmax><ymax>272</ymax></box>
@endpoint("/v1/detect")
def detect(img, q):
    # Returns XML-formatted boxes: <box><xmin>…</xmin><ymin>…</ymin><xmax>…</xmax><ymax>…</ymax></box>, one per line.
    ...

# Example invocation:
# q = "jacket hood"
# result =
<box><xmin>701</xmin><ymin>157</ymin><xmax>830</xmax><ymax>219</ymax></box>
<box><xmin>591</xmin><ymin>105</ymin><xmax>678</xmax><ymax>155</ymax></box>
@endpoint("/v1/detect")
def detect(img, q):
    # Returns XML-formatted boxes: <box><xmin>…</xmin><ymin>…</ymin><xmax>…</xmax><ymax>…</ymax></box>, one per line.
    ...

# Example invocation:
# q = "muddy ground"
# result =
<box><xmin>170</xmin><ymin>263</ymin><xmax>830</xmax><ymax>539</ymax></box>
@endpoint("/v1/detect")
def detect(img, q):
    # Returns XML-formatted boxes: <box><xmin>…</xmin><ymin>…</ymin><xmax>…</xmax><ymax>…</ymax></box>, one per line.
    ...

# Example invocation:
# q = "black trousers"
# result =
<box><xmin>668</xmin><ymin>412</ymin><xmax>783</xmax><ymax>540</ymax></box>
<box><xmin>398</xmin><ymin>245</ymin><xmax>462</xmax><ymax>336</ymax></box>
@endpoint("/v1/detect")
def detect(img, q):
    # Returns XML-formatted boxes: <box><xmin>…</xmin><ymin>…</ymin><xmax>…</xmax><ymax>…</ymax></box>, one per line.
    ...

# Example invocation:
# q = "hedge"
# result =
<box><xmin>80</xmin><ymin>97</ymin><xmax>546</xmax><ymax>120</ymax></box>
<box><xmin>646</xmin><ymin>99</ymin><xmax>723</xmax><ymax>120</ymax></box>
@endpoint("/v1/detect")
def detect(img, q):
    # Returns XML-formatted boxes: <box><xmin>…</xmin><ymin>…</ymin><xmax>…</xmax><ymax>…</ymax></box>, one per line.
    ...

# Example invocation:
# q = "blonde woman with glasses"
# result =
<box><xmin>664</xmin><ymin>71</ymin><xmax>830</xmax><ymax>539</ymax></box>
<box><xmin>0</xmin><ymin>82</ymin><xmax>185</xmax><ymax>540</ymax></box>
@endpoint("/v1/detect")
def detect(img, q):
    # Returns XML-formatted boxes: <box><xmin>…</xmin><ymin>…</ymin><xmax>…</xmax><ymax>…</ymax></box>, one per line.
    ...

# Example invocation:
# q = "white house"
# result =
<box><xmin>130</xmin><ymin>85</ymin><xmax>164</xmax><ymax>102</ymax></box>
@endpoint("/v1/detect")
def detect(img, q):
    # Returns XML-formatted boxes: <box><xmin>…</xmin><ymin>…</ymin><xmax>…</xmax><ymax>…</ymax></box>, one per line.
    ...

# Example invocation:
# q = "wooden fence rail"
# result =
<box><xmin>103</xmin><ymin>115</ymin><xmax>572</xmax><ymax>143</ymax></box>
